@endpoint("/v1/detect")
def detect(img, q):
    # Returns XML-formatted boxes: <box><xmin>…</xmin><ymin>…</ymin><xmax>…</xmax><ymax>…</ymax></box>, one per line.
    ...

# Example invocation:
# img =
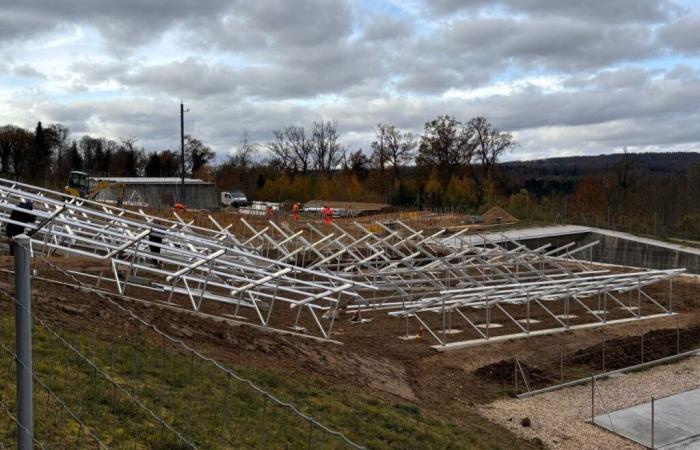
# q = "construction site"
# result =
<box><xmin>1</xmin><ymin>177</ymin><xmax>700</xmax><ymax>449</ymax></box>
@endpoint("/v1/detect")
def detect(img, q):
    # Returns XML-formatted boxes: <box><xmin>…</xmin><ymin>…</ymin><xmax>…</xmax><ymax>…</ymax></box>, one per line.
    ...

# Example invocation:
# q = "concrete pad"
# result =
<box><xmin>594</xmin><ymin>387</ymin><xmax>700</xmax><ymax>449</ymax></box>
<box><xmin>516</xmin><ymin>318</ymin><xmax>541</xmax><ymax>324</ymax></box>
<box><xmin>476</xmin><ymin>323</ymin><xmax>503</xmax><ymax>329</ymax></box>
<box><xmin>438</xmin><ymin>329</ymin><xmax>463</xmax><ymax>335</ymax></box>
<box><xmin>555</xmin><ymin>314</ymin><xmax>578</xmax><ymax>319</ymax></box>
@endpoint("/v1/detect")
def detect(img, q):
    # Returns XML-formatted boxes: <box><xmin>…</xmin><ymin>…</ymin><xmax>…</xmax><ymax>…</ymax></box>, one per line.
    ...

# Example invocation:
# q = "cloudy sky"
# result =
<box><xmin>1</xmin><ymin>0</ymin><xmax>700</xmax><ymax>160</ymax></box>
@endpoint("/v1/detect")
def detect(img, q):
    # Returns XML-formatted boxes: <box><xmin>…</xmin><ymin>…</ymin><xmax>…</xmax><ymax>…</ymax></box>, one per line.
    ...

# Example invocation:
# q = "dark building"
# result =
<box><xmin>93</xmin><ymin>177</ymin><xmax>218</xmax><ymax>210</ymax></box>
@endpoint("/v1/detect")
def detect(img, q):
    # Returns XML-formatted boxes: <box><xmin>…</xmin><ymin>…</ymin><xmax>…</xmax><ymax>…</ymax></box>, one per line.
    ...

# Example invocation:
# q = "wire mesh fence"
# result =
<box><xmin>509</xmin><ymin>322</ymin><xmax>700</xmax><ymax>397</ymax></box>
<box><xmin>0</xmin><ymin>255</ymin><xmax>363</xmax><ymax>449</ymax></box>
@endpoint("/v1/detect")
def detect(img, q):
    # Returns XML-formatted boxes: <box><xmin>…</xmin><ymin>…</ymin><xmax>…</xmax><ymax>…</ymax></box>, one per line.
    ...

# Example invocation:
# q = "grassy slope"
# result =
<box><xmin>0</xmin><ymin>310</ymin><xmax>531</xmax><ymax>449</ymax></box>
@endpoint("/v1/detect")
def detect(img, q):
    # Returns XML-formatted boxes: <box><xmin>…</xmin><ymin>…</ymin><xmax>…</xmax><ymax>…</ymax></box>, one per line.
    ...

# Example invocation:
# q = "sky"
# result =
<box><xmin>1</xmin><ymin>0</ymin><xmax>700</xmax><ymax>161</ymax></box>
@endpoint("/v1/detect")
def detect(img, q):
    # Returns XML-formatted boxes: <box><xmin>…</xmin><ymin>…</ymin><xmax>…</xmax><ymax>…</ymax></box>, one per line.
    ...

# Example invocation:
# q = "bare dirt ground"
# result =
<box><xmin>1</xmin><ymin>257</ymin><xmax>699</xmax><ymax>449</ymax></box>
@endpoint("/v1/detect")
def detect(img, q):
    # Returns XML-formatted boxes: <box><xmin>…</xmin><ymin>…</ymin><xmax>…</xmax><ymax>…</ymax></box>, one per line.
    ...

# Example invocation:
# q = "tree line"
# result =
<box><xmin>3</xmin><ymin>116</ymin><xmax>700</xmax><ymax>241</ymax></box>
<box><xmin>0</xmin><ymin>122</ymin><xmax>216</xmax><ymax>187</ymax></box>
<box><xmin>0</xmin><ymin>115</ymin><xmax>516</xmax><ymax>207</ymax></box>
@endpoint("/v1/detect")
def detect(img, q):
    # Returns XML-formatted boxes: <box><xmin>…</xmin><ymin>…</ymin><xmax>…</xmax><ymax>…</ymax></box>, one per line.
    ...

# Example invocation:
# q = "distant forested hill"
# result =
<box><xmin>498</xmin><ymin>152</ymin><xmax>700</xmax><ymax>198</ymax></box>
<box><xmin>501</xmin><ymin>152</ymin><xmax>700</xmax><ymax>177</ymax></box>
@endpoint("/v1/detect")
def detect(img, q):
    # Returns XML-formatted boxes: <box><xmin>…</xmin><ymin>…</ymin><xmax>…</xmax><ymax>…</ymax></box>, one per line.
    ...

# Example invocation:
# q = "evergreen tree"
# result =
<box><xmin>30</xmin><ymin>121</ymin><xmax>51</xmax><ymax>184</ymax></box>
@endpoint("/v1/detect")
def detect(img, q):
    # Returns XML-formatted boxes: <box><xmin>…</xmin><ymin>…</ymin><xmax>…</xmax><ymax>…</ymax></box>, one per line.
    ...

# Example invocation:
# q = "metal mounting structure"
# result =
<box><xmin>0</xmin><ymin>178</ymin><xmax>374</xmax><ymax>341</ymax></box>
<box><xmin>0</xmin><ymin>177</ymin><xmax>684</xmax><ymax>348</ymax></box>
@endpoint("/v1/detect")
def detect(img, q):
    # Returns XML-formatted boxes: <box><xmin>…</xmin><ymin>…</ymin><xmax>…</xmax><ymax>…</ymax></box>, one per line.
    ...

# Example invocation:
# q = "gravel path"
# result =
<box><xmin>478</xmin><ymin>355</ymin><xmax>700</xmax><ymax>449</ymax></box>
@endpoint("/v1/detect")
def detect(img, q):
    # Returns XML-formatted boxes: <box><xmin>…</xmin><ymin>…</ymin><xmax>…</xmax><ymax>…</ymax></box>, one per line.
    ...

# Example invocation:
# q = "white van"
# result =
<box><xmin>221</xmin><ymin>191</ymin><xmax>248</xmax><ymax>207</ymax></box>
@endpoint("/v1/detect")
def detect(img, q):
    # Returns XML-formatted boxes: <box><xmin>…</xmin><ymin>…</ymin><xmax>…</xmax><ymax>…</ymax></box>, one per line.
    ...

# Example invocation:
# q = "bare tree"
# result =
<box><xmin>46</xmin><ymin>123</ymin><xmax>71</xmax><ymax>178</ymax></box>
<box><xmin>267</xmin><ymin>129</ymin><xmax>294</xmax><ymax>172</ymax></box>
<box><xmin>287</xmin><ymin>125</ymin><xmax>313</xmax><ymax>174</ymax></box>
<box><xmin>467</xmin><ymin>116</ymin><xmax>514</xmax><ymax>204</ymax></box>
<box><xmin>267</xmin><ymin>125</ymin><xmax>313</xmax><ymax>174</ymax></box>
<box><xmin>311</xmin><ymin>120</ymin><xmax>343</xmax><ymax>175</ymax></box>
<box><xmin>370</xmin><ymin>124</ymin><xmax>391</xmax><ymax>173</ymax></box>
<box><xmin>231</xmin><ymin>130</ymin><xmax>258</xmax><ymax>172</ymax></box>
<box><xmin>384</xmin><ymin>125</ymin><xmax>417</xmax><ymax>176</ymax></box>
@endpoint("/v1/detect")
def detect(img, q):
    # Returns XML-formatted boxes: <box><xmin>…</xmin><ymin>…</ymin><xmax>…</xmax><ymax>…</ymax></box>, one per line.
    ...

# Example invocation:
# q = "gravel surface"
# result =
<box><xmin>478</xmin><ymin>355</ymin><xmax>700</xmax><ymax>449</ymax></box>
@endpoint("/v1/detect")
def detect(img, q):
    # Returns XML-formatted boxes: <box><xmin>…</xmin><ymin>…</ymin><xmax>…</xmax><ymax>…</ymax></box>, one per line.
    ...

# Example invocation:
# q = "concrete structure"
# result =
<box><xmin>93</xmin><ymin>177</ymin><xmax>218</xmax><ymax>210</ymax></box>
<box><xmin>447</xmin><ymin>225</ymin><xmax>700</xmax><ymax>273</ymax></box>
<box><xmin>594</xmin><ymin>388</ymin><xmax>700</xmax><ymax>448</ymax></box>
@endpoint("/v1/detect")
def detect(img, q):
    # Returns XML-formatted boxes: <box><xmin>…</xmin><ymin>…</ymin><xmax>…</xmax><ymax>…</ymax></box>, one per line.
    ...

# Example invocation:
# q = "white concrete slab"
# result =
<box><xmin>594</xmin><ymin>388</ymin><xmax>700</xmax><ymax>449</ymax></box>
<box><xmin>443</xmin><ymin>223</ymin><xmax>700</xmax><ymax>258</ymax></box>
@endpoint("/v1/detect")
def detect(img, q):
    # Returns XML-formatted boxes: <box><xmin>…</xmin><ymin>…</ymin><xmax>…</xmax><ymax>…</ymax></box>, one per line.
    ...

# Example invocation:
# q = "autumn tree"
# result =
<box><xmin>571</xmin><ymin>176</ymin><xmax>608</xmax><ymax>218</ymax></box>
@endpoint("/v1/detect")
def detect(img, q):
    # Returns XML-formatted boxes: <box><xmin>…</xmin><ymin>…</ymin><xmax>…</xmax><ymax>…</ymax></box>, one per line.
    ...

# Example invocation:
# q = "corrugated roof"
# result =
<box><xmin>91</xmin><ymin>177</ymin><xmax>212</xmax><ymax>185</ymax></box>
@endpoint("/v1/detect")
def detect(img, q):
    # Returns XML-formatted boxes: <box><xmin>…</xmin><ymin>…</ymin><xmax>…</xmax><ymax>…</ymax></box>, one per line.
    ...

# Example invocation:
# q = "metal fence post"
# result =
<box><xmin>591</xmin><ymin>375</ymin><xmax>595</xmax><ymax>425</ymax></box>
<box><xmin>13</xmin><ymin>234</ymin><xmax>33</xmax><ymax>450</ymax></box>
<box><xmin>651</xmin><ymin>397</ymin><xmax>655</xmax><ymax>449</ymax></box>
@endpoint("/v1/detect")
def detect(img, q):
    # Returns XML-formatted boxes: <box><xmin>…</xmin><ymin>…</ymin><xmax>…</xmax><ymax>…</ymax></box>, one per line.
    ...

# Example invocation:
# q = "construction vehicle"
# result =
<box><xmin>65</xmin><ymin>171</ymin><xmax>125</xmax><ymax>203</ymax></box>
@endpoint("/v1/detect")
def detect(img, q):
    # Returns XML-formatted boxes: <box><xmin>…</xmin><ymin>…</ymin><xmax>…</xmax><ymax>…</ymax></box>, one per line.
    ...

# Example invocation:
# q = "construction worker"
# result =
<box><xmin>291</xmin><ymin>202</ymin><xmax>300</xmax><ymax>221</ymax></box>
<box><xmin>266</xmin><ymin>205</ymin><xmax>273</xmax><ymax>217</ymax></box>
<box><xmin>322</xmin><ymin>204</ymin><xmax>333</xmax><ymax>225</ymax></box>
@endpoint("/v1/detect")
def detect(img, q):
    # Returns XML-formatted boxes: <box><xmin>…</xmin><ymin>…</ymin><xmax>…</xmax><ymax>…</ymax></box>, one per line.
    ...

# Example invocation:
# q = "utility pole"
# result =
<box><xmin>180</xmin><ymin>101</ymin><xmax>186</xmax><ymax>206</ymax></box>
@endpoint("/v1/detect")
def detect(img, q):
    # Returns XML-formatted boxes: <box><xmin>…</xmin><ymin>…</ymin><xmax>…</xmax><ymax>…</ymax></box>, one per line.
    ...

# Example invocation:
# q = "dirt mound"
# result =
<box><xmin>480</xmin><ymin>206</ymin><xmax>517</xmax><ymax>224</ymax></box>
<box><xmin>567</xmin><ymin>326</ymin><xmax>700</xmax><ymax>371</ymax></box>
<box><xmin>474</xmin><ymin>358</ymin><xmax>554</xmax><ymax>388</ymax></box>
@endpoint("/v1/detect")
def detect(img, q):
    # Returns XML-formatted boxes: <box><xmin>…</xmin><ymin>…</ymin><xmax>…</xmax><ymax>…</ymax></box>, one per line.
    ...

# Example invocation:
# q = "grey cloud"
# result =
<box><xmin>13</xmin><ymin>64</ymin><xmax>46</xmax><ymax>79</ymax></box>
<box><xmin>428</xmin><ymin>0</ymin><xmax>679</xmax><ymax>23</ymax></box>
<box><xmin>564</xmin><ymin>68</ymin><xmax>657</xmax><ymax>91</ymax></box>
<box><xmin>659</xmin><ymin>16</ymin><xmax>700</xmax><ymax>54</ymax></box>
<box><xmin>70</xmin><ymin>60</ymin><xmax>133</xmax><ymax>84</ymax></box>
<box><xmin>104</xmin><ymin>39</ymin><xmax>385</xmax><ymax>100</ymax></box>
<box><xmin>0</xmin><ymin>0</ymin><xmax>229</xmax><ymax>48</ymax></box>
<box><xmin>362</xmin><ymin>15</ymin><xmax>411</xmax><ymax>41</ymax></box>
<box><xmin>443</xmin><ymin>18</ymin><xmax>659</xmax><ymax>71</ymax></box>
<box><xmin>182</xmin><ymin>0</ymin><xmax>354</xmax><ymax>53</ymax></box>
<box><xmin>118</xmin><ymin>58</ymin><xmax>242</xmax><ymax>98</ymax></box>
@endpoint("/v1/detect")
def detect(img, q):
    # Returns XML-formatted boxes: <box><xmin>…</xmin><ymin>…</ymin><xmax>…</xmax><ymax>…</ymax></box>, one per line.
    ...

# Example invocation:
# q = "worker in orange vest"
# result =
<box><xmin>266</xmin><ymin>205</ymin><xmax>273</xmax><ymax>217</ymax></box>
<box><xmin>322</xmin><ymin>205</ymin><xmax>333</xmax><ymax>225</ymax></box>
<box><xmin>291</xmin><ymin>202</ymin><xmax>300</xmax><ymax>221</ymax></box>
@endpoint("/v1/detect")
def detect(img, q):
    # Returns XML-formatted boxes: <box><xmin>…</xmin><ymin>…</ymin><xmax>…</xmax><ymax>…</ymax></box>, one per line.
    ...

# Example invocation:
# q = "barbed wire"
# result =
<box><xmin>33</xmin><ymin>250</ymin><xmax>365</xmax><ymax>449</ymax></box>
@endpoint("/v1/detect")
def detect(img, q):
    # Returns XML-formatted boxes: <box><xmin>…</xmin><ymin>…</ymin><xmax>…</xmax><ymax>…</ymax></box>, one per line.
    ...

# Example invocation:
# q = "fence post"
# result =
<box><xmin>13</xmin><ymin>234</ymin><xmax>33</xmax><ymax>450</ymax></box>
<box><xmin>514</xmin><ymin>358</ymin><xmax>518</xmax><ymax>395</ymax></box>
<box><xmin>591</xmin><ymin>375</ymin><xmax>595</xmax><ymax>425</ymax></box>
<box><xmin>559</xmin><ymin>347</ymin><xmax>563</xmax><ymax>383</ymax></box>
<box><xmin>651</xmin><ymin>397</ymin><xmax>655</xmax><ymax>449</ymax></box>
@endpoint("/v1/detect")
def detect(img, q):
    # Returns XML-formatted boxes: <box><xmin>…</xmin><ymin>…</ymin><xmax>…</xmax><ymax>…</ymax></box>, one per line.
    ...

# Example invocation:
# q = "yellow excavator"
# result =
<box><xmin>65</xmin><ymin>170</ymin><xmax>125</xmax><ymax>203</ymax></box>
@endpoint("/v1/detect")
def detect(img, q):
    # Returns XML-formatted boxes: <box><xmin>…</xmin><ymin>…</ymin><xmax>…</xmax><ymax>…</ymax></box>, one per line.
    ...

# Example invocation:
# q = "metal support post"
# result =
<box><xmin>13</xmin><ymin>234</ymin><xmax>33</xmax><ymax>450</ymax></box>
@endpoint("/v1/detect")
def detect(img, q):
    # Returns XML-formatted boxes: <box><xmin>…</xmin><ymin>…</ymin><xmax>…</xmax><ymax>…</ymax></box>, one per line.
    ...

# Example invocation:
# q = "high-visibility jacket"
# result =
<box><xmin>322</xmin><ymin>207</ymin><xmax>333</xmax><ymax>224</ymax></box>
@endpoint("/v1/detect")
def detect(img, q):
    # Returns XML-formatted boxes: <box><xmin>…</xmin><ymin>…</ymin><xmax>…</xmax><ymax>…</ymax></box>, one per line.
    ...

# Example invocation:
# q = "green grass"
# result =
<box><xmin>0</xmin><ymin>312</ymin><xmax>527</xmax><ymax>449</ymax></box>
